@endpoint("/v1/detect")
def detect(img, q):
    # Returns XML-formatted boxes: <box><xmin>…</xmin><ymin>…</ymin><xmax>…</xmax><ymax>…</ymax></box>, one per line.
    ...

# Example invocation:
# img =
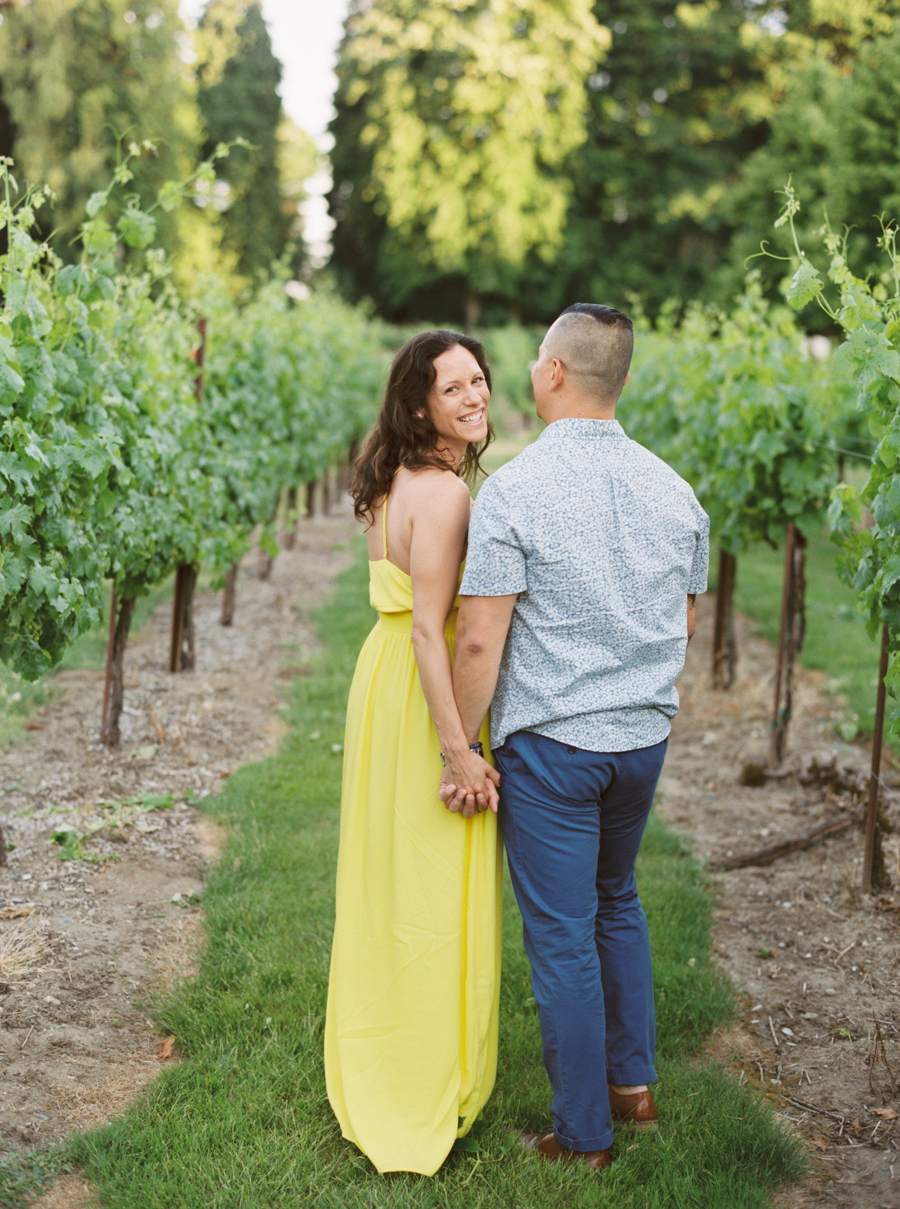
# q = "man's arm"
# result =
<box><xmin>687</xmin><ymin>593</ymin><xmax>697</xmax><ymax>643</ymax></box>
<box><xmin>454</xmin><ymin>594</ymin><xmax>518</xmax><ymax>740</ymax></box>
<box><xmin>440</xmin><ymin>593</ymin><xmax>518</xmax><ymax>812</ymax></box>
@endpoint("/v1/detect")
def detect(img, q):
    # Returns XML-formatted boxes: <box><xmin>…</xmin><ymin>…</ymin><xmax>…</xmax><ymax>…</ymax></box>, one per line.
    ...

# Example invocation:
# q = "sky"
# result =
<box><xmin>179</xmin><ymin>0</ymin><xmax>352</xmax><ymax>256</ymax></box>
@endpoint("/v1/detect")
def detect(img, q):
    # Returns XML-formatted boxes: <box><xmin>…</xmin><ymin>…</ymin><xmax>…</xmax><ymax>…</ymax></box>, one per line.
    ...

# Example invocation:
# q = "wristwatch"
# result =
<box><xmin>440</xmin><ymin>741</ymin><xmax>484</xmax><ymax>767</ymax></box>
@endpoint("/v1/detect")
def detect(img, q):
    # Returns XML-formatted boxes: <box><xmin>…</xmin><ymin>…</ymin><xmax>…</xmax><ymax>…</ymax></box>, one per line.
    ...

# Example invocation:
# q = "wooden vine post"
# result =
<box><xmin>862</xmin><ymin>625</ymin><xmax>891</xmax><ymax>894</ymax></box>
<box><xmin>170</xmin><ymin>317</ymin><xmax>206</xmax><ymax>670</ymax></box>
<box><xmin>221</xmin><ymin>564</ymin><xmax>239</xmax><ymax>627</ymax></box>
<box><xmin>711</xmin><ymin>548</ymin><xmax>737</xmax><ymax>690</ymax></box>
<box><xmin>101</xmin><ymin>587</ymin><xmax>137</xmax><ymax>745</ymax></box>
<box><xmin>169</xmin><ymin>564</ymin><xmax>197</xmax><ymax>672</ymax></box>
<box><xmin>770</xmin><ymin>522</ymin><xmax>807</xmax><ymax>765</ymax></box>
<box><xmin>283</xmin><ymin>485</ymin><xmax>298</xmax><ymax>550</ymax></box>
<box><xmin>100</xmin><ymin>584</ymin><xmax>118</xmax><ymax>735</ymax></box>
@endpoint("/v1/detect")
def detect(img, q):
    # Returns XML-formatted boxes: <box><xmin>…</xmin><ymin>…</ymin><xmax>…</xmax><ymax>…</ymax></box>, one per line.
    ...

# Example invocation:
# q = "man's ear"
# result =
<box><xmin>550</xmin><ymin>357</ymin><xmax>565</xmax><ymax>390</ymax></box>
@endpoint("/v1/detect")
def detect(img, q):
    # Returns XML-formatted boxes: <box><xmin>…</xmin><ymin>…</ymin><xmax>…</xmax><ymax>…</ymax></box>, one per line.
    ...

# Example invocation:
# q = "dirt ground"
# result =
<box><xmin>0</xmin><ymin>509</ymin><xmax>359</xmax><ymax>1189</ymax></box>
<box><xmin>660</xmin><ymin>604</ymin><xmax>900</xmax><ymax>1208</ymax></box>
<box><xmin>1</xmin><ymin>502</ymin><xmax>898</xmax><ymax>1208</ymax></box>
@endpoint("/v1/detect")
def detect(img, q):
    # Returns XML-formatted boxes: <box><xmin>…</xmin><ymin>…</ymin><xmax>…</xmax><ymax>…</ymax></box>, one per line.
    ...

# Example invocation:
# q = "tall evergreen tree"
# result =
<box><xmin>196</xmin><ymin>0</ymin><xmax>294</xmax><ymax>280</ymax></box>
<box><xmin>328</xmin><ymin>0</ymin><xmax>609</xmax><ymax>324</ymax></box>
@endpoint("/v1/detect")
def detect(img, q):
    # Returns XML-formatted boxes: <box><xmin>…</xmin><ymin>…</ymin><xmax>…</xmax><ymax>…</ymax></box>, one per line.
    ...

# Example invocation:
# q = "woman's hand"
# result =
<box><xmin>439</xmin><ymin>749</ymin><xmax>500</xmax><ymax>818</ymax></box>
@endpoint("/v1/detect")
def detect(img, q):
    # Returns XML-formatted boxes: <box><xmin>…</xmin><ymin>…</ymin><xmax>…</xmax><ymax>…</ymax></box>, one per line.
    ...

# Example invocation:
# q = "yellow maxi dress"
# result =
<box><xmin>324</xmin><ymin>511</ymin><xmax>502</xmax><ymax>1176</ymax></box>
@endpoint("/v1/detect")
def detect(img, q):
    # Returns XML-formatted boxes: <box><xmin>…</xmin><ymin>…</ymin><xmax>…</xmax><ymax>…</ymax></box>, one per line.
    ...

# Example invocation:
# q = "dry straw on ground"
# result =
<box><xmin>0</xmin><ymin>917</ymin><xmax>47</xmax><ymax>983</ymax></box>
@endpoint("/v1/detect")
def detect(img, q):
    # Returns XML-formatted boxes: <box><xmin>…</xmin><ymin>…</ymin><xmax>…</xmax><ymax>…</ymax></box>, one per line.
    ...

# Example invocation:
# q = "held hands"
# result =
<box><xmin>438</xmin><ymin>747</ymin><xmax>500</xmax><ymax>819</ymax></box>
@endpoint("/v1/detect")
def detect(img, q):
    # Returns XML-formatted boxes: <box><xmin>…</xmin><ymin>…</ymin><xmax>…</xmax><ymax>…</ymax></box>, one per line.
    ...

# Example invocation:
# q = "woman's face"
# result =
<box><xmin>422</xmin><ymin>344</ymin><xmax>490</xmax><ymax>460</ymax></box>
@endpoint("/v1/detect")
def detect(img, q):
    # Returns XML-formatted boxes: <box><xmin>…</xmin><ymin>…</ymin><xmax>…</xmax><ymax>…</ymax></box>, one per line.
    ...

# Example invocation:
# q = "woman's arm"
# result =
<box><xmin>407</xmin><ymin>473</ymin><xmax>500</xmax><ymax>816</ymax></box>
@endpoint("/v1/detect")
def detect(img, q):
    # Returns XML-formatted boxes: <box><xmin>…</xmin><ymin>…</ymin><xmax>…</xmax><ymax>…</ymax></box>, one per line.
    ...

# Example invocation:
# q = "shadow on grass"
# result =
<box><xmin>52</xmin><ymin>549</ymin><xmax>806</xmax><ymax>1208</ymax></box>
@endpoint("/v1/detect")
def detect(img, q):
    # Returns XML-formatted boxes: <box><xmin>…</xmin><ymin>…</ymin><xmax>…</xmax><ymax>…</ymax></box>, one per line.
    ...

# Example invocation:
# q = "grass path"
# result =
<box><xmin>30</xmin><ymin>547</ymin><xmax>807</xmax><ymax>1207</ymax></box>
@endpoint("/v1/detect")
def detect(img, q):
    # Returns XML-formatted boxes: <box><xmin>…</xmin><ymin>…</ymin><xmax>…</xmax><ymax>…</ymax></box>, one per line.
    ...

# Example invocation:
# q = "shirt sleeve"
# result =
<box><xmin>460</xmin><ymin>479</ymin><xmax>527</xmax><ymax>597</ymax></box>
<box><xmin>689</xmin><ymin>507</ymin><xmax>710</xmax><ymax>595</ymax></box>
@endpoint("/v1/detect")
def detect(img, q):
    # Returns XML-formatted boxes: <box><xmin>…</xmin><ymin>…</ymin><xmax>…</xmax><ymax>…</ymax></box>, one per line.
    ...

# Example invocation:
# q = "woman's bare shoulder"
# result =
<box><xmin>401</xmin><ymin>467</ymin><xmax>471</xmax><ymax>509</ymax></box>
<box><xmin>407</xmin><ymin>465</ymin><xmax>470</xmax><ymax>494</ymax></box>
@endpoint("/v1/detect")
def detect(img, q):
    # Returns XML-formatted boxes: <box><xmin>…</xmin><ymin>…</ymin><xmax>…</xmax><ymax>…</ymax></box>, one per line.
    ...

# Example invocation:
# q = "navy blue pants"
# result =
<box><xmin>493</xmin><ymin>730</ymin><xmax>667</xmax><ymax>1152</ymax></box>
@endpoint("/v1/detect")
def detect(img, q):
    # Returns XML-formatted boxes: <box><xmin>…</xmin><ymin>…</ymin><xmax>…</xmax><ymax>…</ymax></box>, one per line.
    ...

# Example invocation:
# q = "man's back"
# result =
<box><xmin>461</xmin><ymin>417</ymin><xmax>709</xmax><ymax>752</ymax></box>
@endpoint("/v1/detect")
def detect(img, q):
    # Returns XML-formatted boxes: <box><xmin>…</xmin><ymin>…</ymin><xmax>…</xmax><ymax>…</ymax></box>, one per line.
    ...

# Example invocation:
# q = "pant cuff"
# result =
<box><xmin>606</xmin><ymin>1065</ymin><xmax>657</xmax><ymax>1085</ymax></box>
<box><xmin>554</xmin><ymin>1127</ymin><xmax>614</xmax><ymax>1153</ymax></box>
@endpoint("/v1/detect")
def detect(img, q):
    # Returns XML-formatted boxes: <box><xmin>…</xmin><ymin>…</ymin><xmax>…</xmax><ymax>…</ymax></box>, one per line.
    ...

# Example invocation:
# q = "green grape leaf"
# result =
<box><xmin>881</xmin><ymin>554</ymin><xmax>900</xmax><ymax>594</ymax></box>
<box><xmin>85</xmin><ymin>192</ymin><xmax>107</xmax><ymax>218</ymax></box>
<box><xmin>0</xmin><ymin>503</ymin><xmax>31</xmax><ymax>539</ymax></box>
<box><xmin>786</xmin><ymin>259</ymin><xmax>823</xmax><ymax>309</ymax></box>
<box><xmin>886</xmin><ymin>654</ymin><xmax>900</xmax><ymax>689</ymax></box>
<box><xmin>28</xmin><ymin>563</ymin><xmax>59</xmax><ymax>598</ymax></box>
<box><xmin>117</xmin><ymin>208</ymin><xmax>157</xmax><ymax>250</ymax></box>
<box><xmin>82</xmin><ymin>217</ymin><xmax>116</xmax><ymax>257</ymax></box>
<box><xmin>833</xmin><ymin>328</ymin><xmax>900</xmax><ymax>390</ymax></box>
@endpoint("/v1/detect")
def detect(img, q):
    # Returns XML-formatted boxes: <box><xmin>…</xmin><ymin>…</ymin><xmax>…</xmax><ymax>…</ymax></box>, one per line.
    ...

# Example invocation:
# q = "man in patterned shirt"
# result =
<box><xmin>447</xmin><ymin>303</ymin><xmax>709</xmax><ymax>1170</ymax></box>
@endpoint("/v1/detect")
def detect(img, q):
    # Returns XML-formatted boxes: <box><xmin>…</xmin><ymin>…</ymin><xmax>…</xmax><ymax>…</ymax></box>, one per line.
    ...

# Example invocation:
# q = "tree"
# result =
<box><xmin>0</xmin><ymin>0</ymin><xmax>204</xmax><ymax>260</ymax></box>
<box><xmin>328</xmin><ymin>0</ymin><xmax>610</xmax><ymax>324</ymax></box>
<box><xmin>196</xmin><ymin>0</ymin><xmax>300</xmax><ymax>280</ymax></box>
<box><xmin>722</xmin><ymin>15</ymin><xmax>900</xmax><ymax>322</ymax></box>
<box><xmin>545</xmin><ymin>0</ymin><xmax>780</xmax><ymax>321</ymax></box>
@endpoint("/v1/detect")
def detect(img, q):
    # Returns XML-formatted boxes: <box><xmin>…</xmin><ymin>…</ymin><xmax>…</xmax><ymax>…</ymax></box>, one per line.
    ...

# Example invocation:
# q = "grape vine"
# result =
<box><xmin>0</xmin><ymin>154</ymin><xmax>384</xmax><ymax>700</ymax></box>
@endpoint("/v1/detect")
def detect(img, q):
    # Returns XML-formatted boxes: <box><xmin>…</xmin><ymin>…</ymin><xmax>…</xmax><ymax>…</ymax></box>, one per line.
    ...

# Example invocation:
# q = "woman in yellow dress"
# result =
<box><xmin>324</xmin><ymin>330</ymin><xmax>503</xmax><ymax>1176</ymax></box>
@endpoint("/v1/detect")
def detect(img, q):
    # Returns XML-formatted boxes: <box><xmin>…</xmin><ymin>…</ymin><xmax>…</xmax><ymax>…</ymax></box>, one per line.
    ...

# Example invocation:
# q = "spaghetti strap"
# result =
<box><xmin>382</xmin><ymin>468</ymin><xmax>401</xmax><ymax>561</ymax></box>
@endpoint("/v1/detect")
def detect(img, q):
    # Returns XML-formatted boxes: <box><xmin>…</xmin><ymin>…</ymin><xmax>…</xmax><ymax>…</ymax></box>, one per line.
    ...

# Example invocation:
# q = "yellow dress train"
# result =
<box><xmin>324</xmin><ymin>544</ymin><xmax>502</xmax><ymax>1176</ymax></box>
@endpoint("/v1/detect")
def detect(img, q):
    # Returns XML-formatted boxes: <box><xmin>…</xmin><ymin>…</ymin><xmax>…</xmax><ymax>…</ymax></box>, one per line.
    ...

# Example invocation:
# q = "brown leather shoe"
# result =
<box><xmin>607</xmin><ymin>1086</ymin><xmax>658</xmax><ymax>1130</ymax></box>
<box><xmin>518</xmin><ymin>1130</ymin><xmax>611</xmax><ymax>1170</ymax></box>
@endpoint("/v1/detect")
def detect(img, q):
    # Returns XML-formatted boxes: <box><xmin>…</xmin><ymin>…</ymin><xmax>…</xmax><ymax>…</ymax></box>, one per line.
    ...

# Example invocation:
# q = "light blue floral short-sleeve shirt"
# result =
<box><xmin>460</xmin><ymin>418</ymin><xmax>709</xmax><ymax>754</ymax></box>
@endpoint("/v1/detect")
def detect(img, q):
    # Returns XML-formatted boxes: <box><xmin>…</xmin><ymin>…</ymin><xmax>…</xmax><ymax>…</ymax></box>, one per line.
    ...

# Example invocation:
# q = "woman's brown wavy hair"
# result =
<box><xmin>351</xmin><ymin>329</ymin><xmax>494</xmax><ymax>522</ymax></box>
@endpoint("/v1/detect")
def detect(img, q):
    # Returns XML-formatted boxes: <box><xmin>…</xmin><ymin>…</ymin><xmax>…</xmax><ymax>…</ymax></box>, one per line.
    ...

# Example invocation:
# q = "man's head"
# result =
<box><xmin>531</xmin><ymin>303</ymin><xmax>634</xmax><ymax>422</ymax></box>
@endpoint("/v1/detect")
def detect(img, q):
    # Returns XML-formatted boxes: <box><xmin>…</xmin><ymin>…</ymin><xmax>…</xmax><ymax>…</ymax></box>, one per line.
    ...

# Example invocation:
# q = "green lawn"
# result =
<box><xmin>18</xmin><ymin>545</ymin><xmax>805</xmax><ymax>1209</ymax></box>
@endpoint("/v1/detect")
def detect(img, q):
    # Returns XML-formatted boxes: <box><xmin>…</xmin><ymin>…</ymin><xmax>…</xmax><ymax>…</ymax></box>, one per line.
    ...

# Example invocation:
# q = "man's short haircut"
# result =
<box><xmin>546</xmin><ymin>303</ymin><xmax>634</xmax><ymax>401</ymax></box>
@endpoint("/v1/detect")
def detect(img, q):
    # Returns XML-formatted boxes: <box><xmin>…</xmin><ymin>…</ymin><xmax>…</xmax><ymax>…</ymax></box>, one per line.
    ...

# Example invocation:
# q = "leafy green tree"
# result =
<box><xmin>196</xmin><ymin>0</ymin><xmax>298</xmax><ymax>279</ymax></box>
<box><xmin>723</xmin><ymin>22</ymin><xmax>900</xmax><ymax>322</ymax></box>
<box><xmin>328</xmin><ymin>0</ymin><xmax>609</xmax><ymax>323</ymax></box>
<box><xmin>0</xmin><ymin>0</ymin><xmax>204</xmax><ymax>259</ymax></box>
<box><xmin>546</xmin><ymin>0</ymin><xmax>780</xmax><ymax>320</ymax></box>
<box><xmin>777</xmin><ymin>0</ymin><xmax>900</xmax><ymax>62</ymax></box>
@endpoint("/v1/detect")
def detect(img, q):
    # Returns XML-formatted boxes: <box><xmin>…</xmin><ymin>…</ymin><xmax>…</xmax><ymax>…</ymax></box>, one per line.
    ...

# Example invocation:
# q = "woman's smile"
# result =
<box><xmin>458</xmin><ymin>408</ymin><xmax>485</xmax><ymax>426</ymax></box>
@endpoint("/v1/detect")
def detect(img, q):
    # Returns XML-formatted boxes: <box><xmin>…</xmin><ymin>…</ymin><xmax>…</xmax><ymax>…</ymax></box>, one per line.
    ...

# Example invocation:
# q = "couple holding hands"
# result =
<box><xmin>324</xmin><ymin>303</ymin><xmax>709</xmax><ymax>1175</ymax></box>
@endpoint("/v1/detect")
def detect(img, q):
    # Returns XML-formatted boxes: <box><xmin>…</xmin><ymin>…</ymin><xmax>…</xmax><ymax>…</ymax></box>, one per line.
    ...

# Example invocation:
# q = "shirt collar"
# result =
<box><xmin>538</xmin><ymin>418</ymin><xmax>624</xmax><ymax>442</ymax></box>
